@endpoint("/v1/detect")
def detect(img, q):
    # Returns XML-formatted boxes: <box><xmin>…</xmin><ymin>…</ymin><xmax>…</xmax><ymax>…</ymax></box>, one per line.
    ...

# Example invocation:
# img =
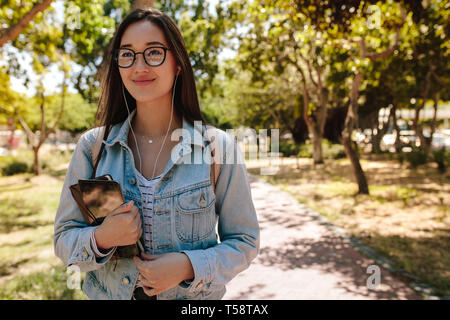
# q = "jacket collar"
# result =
<box><xmin>104</xmin><ymin>108</ymin><xmax>206</xmax><ymax>149</ymax></box>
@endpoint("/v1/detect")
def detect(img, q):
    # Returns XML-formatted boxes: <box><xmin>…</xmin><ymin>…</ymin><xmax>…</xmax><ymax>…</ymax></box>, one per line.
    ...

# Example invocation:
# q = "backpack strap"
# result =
<box><xmin>204</xmin><ymin>125</ymin><xmax>221</xmax><ymax>193</ymax></box>
<box><xmin>91</xmin><ymin>126</ymin><xmax>106</xmax><ymax>179</ymax></box>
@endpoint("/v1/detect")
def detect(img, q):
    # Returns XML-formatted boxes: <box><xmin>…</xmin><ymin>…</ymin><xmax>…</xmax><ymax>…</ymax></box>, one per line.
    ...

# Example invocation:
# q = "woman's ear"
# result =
<box><xmin>177</xmin><ymin>66</ymin><xmax>181</xmax><ymax>75</ymax></box>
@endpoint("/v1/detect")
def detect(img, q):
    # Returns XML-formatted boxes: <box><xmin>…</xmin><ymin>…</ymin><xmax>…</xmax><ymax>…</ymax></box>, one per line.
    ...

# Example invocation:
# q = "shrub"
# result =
<box><xmin>396</xmin><ymin>152</ymin><xmax>405</xmax><ymax>164</ymax></box>
<box><xmin>431</xmin><ymin>148</ymin><xmax>448</xmax><ymax>173</ymax></box>
<box><xmin>2</xmin><ymin>160</ymin><xmax>30</xmax><ymax>176</ymax></box>
<box><xmin>323</xmin><ymin>140</ymin><xmax>346</xmax><ymax>159</ymax></box>
<box><xmin>404</xmin><ymin>149</ymin><xmax>428</xmax><ymax>168</ymax></box>
<box><xmin>0</xmin><ymin>156</ymin><xmax>31</xmax><ymax>176</ymax></box>
<box><xmin>297</xmin><ymin>139</ymin><xmax>346</xmax><ymax>159</ymax></box>
<box><xmin>279</xmin><ymin>140</ymin><xmax>302</xmax><ymax>157</ymax></box>
<box><xmin>298</xmin><ymin>143</ymin><xmax>312</xmax><ymax>158</ymax></box>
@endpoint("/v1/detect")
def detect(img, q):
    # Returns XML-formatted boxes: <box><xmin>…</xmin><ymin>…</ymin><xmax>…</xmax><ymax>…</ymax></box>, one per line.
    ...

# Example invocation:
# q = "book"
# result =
<box><xmin>70</xmin><ymin>174</ymin><xmax>144</xmax><ymax>258</ymax></box>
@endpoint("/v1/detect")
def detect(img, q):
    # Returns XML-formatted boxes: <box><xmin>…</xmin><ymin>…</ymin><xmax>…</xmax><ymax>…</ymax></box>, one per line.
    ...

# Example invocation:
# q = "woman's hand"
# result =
<box><xmin>94</xmin><ymin>200</ymin><xmax>142</xmax><ymax>250</ymax></box>
<box><xmin>133</xmin><ymin>252</ymin><xmax>195</xmax><ymax>297</ymax></box>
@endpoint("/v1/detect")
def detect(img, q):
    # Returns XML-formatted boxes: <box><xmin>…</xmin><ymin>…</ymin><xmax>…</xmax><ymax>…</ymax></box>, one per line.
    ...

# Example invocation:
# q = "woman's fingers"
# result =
<box><xmin>110</xmin><ymin>200</ymin><xmax>134</xmax><ymax>215</ymax></box>
<box><xmin>134</xmin><ymin>256</ymin><xmax>148</xmax><ymax>273</ymax></box>
<box><xmin>139</xmin><ymin>273</ymin><xmax>156</xmax><ymax>288</ymax></box>
<box><xmin>142</xmin><ymin>286</ymin><xmax>157</xmax><ymax>297</ymax></box>
<box><xmin>141</xmin><ymin>252</ymin><xmax>157</xmax><ymax>261</ymax></box>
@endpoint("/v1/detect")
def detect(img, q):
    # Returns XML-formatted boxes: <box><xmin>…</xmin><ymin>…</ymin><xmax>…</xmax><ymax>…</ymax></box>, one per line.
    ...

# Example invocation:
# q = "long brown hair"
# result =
<box><xmin>95</xmin><ymin>8</ymin><xmax>205</xmax><ymax>140</ymax></box>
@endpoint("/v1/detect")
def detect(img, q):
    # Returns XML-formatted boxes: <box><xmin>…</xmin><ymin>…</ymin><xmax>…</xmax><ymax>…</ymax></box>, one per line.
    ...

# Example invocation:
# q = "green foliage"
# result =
<box><xmin>298</xmin><ymin>139</ymin><xmax>346</xmax><ymax>159</ymax></box>
<box><xmin>58</xmin><ymin>94</ymin><xmax>97</xmax><ymax>133</ymax></box>
<box><xmin>325</xmin><ymin>141</ymin><xmax>347</xmax><ymax>159</ymax></box>
<box><xmin>404</xmin><ymin>149</ymin><xmax>429</xmax><ymax>168</ymax></box>
<box><xmin>431</xmin><ymin>148</ymin><xmax>449</xmax><ymax>173</ymax></box>
<box><xmin>279</xmin><ymin>140</ymin><xmax>302</xmax><ymax>157</ymax></box>
<box><xmin>0</xmin><ymin>265</ymin><xmax>87</xmax><ymax>300</ymax></box>
<box><xmin>396</xmin><ymin>152</ymin><xmax>405</xmax><ymax>164</ymax></box>
<box><xmin>396</xmin><ymin>148</ymin><xmax>450</xmax><ymax>172</ymax></box>
<box><xmin>0</xmin><ymin>156</ymin><xmax>31</xmax><ymax>176</ymax></box>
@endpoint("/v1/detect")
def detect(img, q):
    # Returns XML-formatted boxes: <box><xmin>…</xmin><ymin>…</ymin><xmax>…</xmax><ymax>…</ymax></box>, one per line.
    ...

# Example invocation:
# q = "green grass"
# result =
<box><xmin>359</xmin><ymin>234</ymin><xmax>450</xmax><ymax>297</ymax></box>
<box><xmin>0</xmin><ymin>151</ymin><xmax>89</xmax><ymax>299</ymax></box>
<box><xmin>0</xmin><ymin>265</ymin><xmax>87</xmax><ymax>300</ymax></box>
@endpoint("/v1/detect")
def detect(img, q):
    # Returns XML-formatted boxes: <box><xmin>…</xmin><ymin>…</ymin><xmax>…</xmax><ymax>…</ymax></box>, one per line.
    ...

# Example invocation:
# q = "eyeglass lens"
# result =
<box><xmin>117</xmin><ymin>47</ymin><xmax>165</xmax><ymax>67</ymax></box>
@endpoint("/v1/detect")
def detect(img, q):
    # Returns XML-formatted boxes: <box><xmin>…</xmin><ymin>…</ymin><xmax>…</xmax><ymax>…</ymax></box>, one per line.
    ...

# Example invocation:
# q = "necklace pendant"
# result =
<box><xmin>148</xmin><ymin>139</ymin><xmax>153</xmax><ymax>143</ymax></box>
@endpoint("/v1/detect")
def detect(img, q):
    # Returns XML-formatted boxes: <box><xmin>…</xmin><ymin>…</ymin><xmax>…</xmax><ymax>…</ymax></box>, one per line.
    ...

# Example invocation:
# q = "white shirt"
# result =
<box><xmin>90</xmin><ymin>169</ymin><xmax>162</xmax><ymax>290</ymax></box>
<box><xmin>134</xmin><ymin>169</ymin><xmax>162</xmax><ymax>254</ymax></box>
<box><xmin>133</xmin><ymin>169</ymin><xmax>162</xmax><ymax>289</ymax></box>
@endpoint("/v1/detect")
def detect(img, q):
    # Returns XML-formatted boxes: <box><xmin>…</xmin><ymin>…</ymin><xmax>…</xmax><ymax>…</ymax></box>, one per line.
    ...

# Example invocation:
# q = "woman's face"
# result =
<box><xmin>118</xmin><ymin>20</ymin><xmax>178</xmax><ymax>103</ymax></box>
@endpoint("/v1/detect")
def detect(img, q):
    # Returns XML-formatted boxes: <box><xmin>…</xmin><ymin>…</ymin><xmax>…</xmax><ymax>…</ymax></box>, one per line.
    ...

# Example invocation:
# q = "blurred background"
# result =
<box><xmin>0</xmin><ymin>0</ymin><xmax>448</xmax><ymax>299</ymax></box>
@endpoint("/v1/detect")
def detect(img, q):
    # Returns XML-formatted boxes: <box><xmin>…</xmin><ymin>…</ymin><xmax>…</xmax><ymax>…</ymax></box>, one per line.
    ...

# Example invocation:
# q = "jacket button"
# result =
<box><xmin>130</xmin><ymin>178</ymin><xmax>136</xmax><ymax>185</ymax></box>
<box><xmin>195</xmin><ymin>280</ymin><xmax>203</xmax><ymax>290</ymax></box>
<box><xmin>122</xmin><ymin>276</ymin><xmax>130</xmax><ymax>285</ymax></box>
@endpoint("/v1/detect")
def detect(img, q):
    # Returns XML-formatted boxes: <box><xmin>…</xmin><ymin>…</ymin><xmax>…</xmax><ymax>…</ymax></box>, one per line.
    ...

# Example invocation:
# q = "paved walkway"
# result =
<box><xmin>223</xmin><ymin>175</ymin><xmax>423</xmax><ymax>300</ymax></box>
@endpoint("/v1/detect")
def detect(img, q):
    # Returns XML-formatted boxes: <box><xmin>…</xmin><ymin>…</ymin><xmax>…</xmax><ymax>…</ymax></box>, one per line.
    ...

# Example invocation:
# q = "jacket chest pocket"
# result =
<box><xmin>174</xmin><ymin>187</ymin><xmax>216</xmax><ymax>243</ymax></box>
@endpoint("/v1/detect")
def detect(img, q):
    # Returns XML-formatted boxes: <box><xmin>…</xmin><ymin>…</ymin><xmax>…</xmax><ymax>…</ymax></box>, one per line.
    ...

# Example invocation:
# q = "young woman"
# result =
<box><xmin>54</xmin><ymin>8</ymin><xmax>259</xmax><ymax>300</ymax></box>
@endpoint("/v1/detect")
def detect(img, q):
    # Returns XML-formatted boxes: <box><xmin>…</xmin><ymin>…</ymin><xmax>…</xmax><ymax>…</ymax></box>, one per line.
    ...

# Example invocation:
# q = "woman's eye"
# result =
<box><xmin>147</xmin><ymin>49</ymin><xmax>162</xmax><ymax>56</ymax></box>
<box><xmin>121</xmin><ymin>52</ymin><xmax>132</xmax><ymax>58</ymax></box>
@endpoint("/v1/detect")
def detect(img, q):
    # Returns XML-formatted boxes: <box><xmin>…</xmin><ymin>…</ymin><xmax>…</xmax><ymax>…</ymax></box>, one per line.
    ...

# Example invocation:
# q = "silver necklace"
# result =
<box><xmin>122</xmin><ymin>74</ymin><xmax>178</xmax><ymax>180</ymax></box>
<box><xmin>137</xmin><ymin>133</ymin><xmax>166</xmax><ymax>144</ymax></box>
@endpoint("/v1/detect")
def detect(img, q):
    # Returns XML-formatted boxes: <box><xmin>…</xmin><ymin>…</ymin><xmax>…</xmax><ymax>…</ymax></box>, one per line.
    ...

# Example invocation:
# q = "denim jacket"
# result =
<box><xmin>53</xmin><ymin>109</ymin><xmax>260</xmax><ymax>300</ymax></box>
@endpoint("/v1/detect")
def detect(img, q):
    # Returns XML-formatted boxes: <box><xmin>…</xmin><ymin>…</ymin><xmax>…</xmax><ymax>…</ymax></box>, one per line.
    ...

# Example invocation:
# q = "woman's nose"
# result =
<box><xmin>134</xmin><ymin>53</ymin><xmax>148</xmax><ymax>70</ymax></box>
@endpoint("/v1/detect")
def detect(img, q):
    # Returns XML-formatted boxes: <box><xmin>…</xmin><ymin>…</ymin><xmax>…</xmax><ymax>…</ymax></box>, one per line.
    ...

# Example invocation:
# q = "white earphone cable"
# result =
<box><xmin>122</xmin><ymin>73</ymin><xmax>178</xmax><ymax>179</ymax></box>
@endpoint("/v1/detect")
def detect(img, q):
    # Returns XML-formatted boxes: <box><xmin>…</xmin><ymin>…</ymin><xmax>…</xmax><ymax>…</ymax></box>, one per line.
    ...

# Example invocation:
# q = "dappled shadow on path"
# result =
<box><xmin>225</xmin><ymin>283</ymin><xmax>276</xmax><ymax>300</ymax></box>
<box><xmin>256</xmin><ymin>234</ymin><xmax>423</xmax><ymax>300</ymax></box>
<box><xmin>244</xmin><ymin>174</ymin><xmax>425</xmax><ymax>299</ymax></box>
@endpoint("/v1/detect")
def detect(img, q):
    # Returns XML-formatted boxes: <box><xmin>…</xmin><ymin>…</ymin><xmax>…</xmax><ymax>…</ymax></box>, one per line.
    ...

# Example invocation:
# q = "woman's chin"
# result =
<box><xmin>130</xmin><ymin>93</ymin><xmax>157</xmax><ymax>103</ymax></box>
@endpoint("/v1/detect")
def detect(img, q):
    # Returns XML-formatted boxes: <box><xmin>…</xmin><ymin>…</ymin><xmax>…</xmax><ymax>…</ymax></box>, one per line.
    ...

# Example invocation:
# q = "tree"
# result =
<box><xmin>340</xmin><ymin>3</ymin><xmax>404</xmax><ymax>194</ymax></box>
<box><xmin>406</xmin><ymin>0</ymin><xmax>449</xmax><ymax>154</ymax></box>
<box><xmin>13</xmin><ymin>54</ymin><xmax>70</xmax><ymax>175</ymax></box>
<box><xmin>293</xmin><ymin>1</ymin><xmax>406</xmax><ymax>194</ymax></box>
<box><xmin>228</xmin><ymin>1</ymin><xmax>333</xmax><ymax>163</ymax></box>
<box><xmin>0</xmin><ymin>0</ymin><xmax>53</xmax><ymax>47</ymax></box>
<box><xmin>0</xmin><ymin>66</ymin><xmax>22</xmax><ymax>150</ymax></box>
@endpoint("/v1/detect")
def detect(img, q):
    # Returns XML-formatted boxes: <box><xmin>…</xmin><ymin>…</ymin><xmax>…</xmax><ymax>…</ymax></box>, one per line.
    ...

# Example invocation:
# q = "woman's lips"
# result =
<box><xmin>133</xmin><ymin>79</ymin><xmax>155</xmax><ymax>86</ymax></box>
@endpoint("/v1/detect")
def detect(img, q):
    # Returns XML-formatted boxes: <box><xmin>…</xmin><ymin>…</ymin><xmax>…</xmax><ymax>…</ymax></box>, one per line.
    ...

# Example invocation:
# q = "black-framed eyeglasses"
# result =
<box><xmin>113</xmin><ymin>46</ymin><xmax>170</xmax><ymax>68</ymax></box>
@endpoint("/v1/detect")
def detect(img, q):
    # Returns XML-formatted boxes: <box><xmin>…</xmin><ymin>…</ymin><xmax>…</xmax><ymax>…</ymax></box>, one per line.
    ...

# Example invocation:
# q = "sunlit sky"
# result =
<box><xmin>7</xmin><ymin>0</ymin><xmax>236</xmax><ymax>97</ymax></box>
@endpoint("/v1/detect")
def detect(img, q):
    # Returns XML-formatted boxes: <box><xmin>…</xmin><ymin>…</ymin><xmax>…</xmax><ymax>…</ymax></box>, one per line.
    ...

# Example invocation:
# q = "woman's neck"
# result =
<box><xmin>132</xmin><ymin>93</ymin><xmax>182</xmax><ymax>138</ymax></box>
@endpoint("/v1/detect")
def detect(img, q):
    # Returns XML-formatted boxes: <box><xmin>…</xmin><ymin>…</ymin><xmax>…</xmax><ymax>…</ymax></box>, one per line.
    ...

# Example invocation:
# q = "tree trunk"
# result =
<box><xmin>342</xmin><ymin>137</ymin><xmax>369</xmax><ymax>194</ymax></box>
<box><xmin>312</xmin><ymin>131</ymin><xmax>324</xmax><ymax>164</ymax></box>
<box><xmin>392</xmin><ymin>104</ymin><xmax>401</xmax><ymax>153</ymax></box>
<box><xmin>412</xmin><ymin>69</ymin><xmax>431</xmax><ymax>152</ymax></box>
<box><xmin>371</xmin><ymin>130</ymin><xmax>382</xmax><ymax>154</ymax></box>
<box><xmin>371</xmin><ymin>114</ymin><xmax>381</xmax><ymax>154</ymax></box>
<box><xmin>300</xmin><ymin>81</ymin><xmax>327</xmax><ymax>164</ymax></box>
<box><xmin>33</xmin><ymin>146</ymin><xmax>40</xmax><ymax>176</ymax></box>
<box><xmin>341</xmin><ymin>71</ymin><xmax>369</xmax><ymax>194</ymax></box>
<box><xmin>426</xmin><ymin>92</ymin><xmax>440</xmax><ymax>154</ymax></box>
<box><xmin>7</xmin><ymin>117</ymin><xmax>15</xmax><ymax>150</ymax></box>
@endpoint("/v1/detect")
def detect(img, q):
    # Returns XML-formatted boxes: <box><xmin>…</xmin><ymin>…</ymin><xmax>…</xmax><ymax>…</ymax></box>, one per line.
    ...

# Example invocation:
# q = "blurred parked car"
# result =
<box><xmin>398</xmin><ymin>130</ymin><xmax>420</xmax><ymax>149</ymax></box>
<box><xmin>380</xmin><ymin>133</ymin><xmax>396</xmax><ymax>152</ymax></box>
<box><xmin>431</xmin><ymin>133</ymin><xmax>449</xmax><ymax>150</ymax></box>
